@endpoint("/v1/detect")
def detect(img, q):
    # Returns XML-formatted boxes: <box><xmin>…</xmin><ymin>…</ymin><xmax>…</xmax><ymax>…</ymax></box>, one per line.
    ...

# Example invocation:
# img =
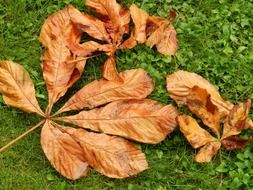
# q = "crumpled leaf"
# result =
<box><xmin>85</xmin><ymin>0</ymin><xmax>130</xmax><ymax>45</ymax></box>
<box><xmin>222</xmin><ymin>99</ymin><xmax>251</xmax><ymax>139</ymax></box>
<box><xmin>59</xmin><ymin>99</ymin><xmax>178</xmax><ymax>144</ymax></box>
<box><xmin>186</xmin><ymin>86</ymin><xmax>221</xmax><ymax>136</ymax></box>
<box><xmin>177</xmin><ymin>115</ymin><xmax>215</xmax><ymax>148</ymax></box>
<box><xmin>41</xmin><ymin>121</ymin><xmax>89</xmax><ymax>180</ymax></box>
<box><xmin>40</xmin><ymin>8</ymin><xmax>86</xmax><ymax>112</ymax></box>
<box><xmin>0</xmin><ymin>61</ymin><xmax>44</xmax><ymax>116</ymax></box>
<box><xmin>166</xmin><ymin>70</ymin><xmax>233</xmax><ymax>114</ymax></box>
<box><xmin>194</xmin><ymin>142</ymin><xmax>221</xmax><ymax>162</ymax></box>
<box><xmin>129</xmin><ymin>4</ymin><xmax>149</xmax><ymax>43</ymax></box>
<box><xmin>60</xmin><ymin>124</ymin><xmax>148</xmax><ymax>179</ymax></box>
<box><xmin>56</xmin><ymin>69</ymin><xmax>154</xmax><ymax>114</ymax></box>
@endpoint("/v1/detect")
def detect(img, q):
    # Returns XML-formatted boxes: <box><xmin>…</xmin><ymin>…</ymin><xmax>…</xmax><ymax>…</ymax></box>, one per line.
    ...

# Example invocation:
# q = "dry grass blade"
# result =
<box><xmin>41</xmin><ymin>121</ymin><xmax>89</xmax><ymax>180</ymax></box>
<box><xmin>57</xmin><ymin>99</ymin><xmax>178</xmax><ymax>144</ymax></box>
<box><xmin>0</xmin><ymin>61</ymin><xmax>44</xmax><ymax>116</ymax></box>
<box><xmin>55</xmin><ymin>69</ymin><xmax>154</xmax><ymax>114</ymax></box>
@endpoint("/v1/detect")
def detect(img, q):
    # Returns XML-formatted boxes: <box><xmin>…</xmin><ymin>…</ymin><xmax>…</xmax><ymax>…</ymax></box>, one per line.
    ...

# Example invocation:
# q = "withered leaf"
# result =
<box><xmin>102</xmin><ymin>55</ymin><xmax>122</xmax><ymax>82</ymax></box>
<box><xmin>186</xmin><ymin>86</ymin><xmax>221</xmax><ymax>136</ymax></box>
<box><xmin>40</xmin><ymin>7</ymin><xmax>86</xmax><ymax>112</ymax></box>
<box><xmin>62</xmin><ymin>125</ymin><xmax>148</xmax><ymax>178</ymax></box>
<box><xmin>59</xmin><ymin>99</ymin><xmax>178</xmax><ymax>144</ymax></box>
<box><xmin>177</xmin><ymin>115</ymin><xmax>215</xmax><ymax>149</ymax></box>
<box><xmin>129</xmin><ymin>4</ymin><xmax>149</xmax><ymax>43</ymax></box>
<box><xmin>166</xmin><ymin>70</ymin><xmax>233</xmax><ymax>114</ymax></box>
<box><xmin>41</xmin><ymin>121</ymin><xmax>89</xmax><ymax>180</ymax></box>
<box><xmin>68</xmin><ymin>5</ymin><xmax>111</xmax><ymax>42</ymax></box>
<box><xmin>222</xmin><ymin>99</ymin><xmax>251</xmax><ymax>139</ymax></box>
<box><xmin>85</xmin><ymin>0</ymin><xmax>130</xmax><ymax>45</ymax></box>
<box><xmin>0</xmin><ymin>61</ymin><xmax>44</xmax><ymax>116</ymax></box>
<box><xmin>222</xmin><ymin>136</ymin><xmax>249</xmax><ymax>150</ymax></box>
<box><xmin>194</xmin><ymin>142</ymin><xmax>221</xmax><ymax>163</ymax></box>
<box><xmin>56</xmin><ymin>69</ymin><xmax>154</xmax><ymax>114</ymax></box>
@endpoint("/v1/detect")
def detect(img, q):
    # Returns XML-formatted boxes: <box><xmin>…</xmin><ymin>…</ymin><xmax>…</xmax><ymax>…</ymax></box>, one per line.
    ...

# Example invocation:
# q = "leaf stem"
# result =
<box><xmin>0</xmin><ymin>120</ymin><xmax>45</xmax><ymax>153</ymax></box>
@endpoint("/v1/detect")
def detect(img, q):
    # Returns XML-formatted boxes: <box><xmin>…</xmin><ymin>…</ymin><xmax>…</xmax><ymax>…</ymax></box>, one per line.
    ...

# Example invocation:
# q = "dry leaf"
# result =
<box><xmin>63</xmin><ymin>125</ymin><xmax>148</xmax><ymax>178</ymax></box>
<box><xmin>221</xmin><ymin>136</ymin><xmax>249</xmax><ymax>150</ymax></box>
<box><xmin>177</xmin><ymin>115</ymin><xmax>215</xmax><ymax>148</ymax></box>
<box><xmin>40</xmin><ymin>8</ymin><xmax>86</xmax><ymax>112</ymax></box>
<box><xmin>222</xmin><ymin>99</ymin><xmax>251</xmax><ymax>139</ymax></box>
<box><xmin>175</xmin><ymin>86</ymin><xmax>251</xmax><ymax>163</ymax></box>
<box><xmin>186</xmin><ymin>86</ymin><xmax>221</xmax><ymax>136</ymax></box>
<box><xmin>0</xmin><ymin>61</ymin><xmax>44</xmax><ymax>116</ymax></box>
<box><xmin>56</xmin><ymin>69</ymin><xmax>154</xmax><ymax>114</ymax></box>
<box><xmin>41</xmin><ymin>120</ymin><xmax>89</xmax><ymax>180</ymax></box>
<box><xmin>0</xmin><ymin>1</ymin><xmax>180</xmax><ymax>180</ymax></box>
<box><xmin>194</xmin><ymin>142</ymin><xmax>221</xmax><ymax>163</ymax></box>
<box><xmin>59</xmin><ymin>99</ymin><xmax>178</xmax><ymax>144</ymax></box>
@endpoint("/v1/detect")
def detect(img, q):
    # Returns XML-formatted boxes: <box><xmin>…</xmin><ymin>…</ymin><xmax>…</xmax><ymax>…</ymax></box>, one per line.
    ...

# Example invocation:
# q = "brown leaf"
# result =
<box><xmin>118</xmin><ymin>35</ymin><xmax>137</xmax><ymax>49</ymax></box>
<box><xmin>177</xmin><ymin>115</ymin><xmax>215</xmax><ymax>148</ymax></box>
<box><xmin>59</xmin><ymin>99</ymin><xmax>178</xmax><ymax>144</ymax></box>
<box><xmin>129</xmin><ymin>4</ymin><xmax>149</xmax><ymax>43</ymax></box>
<box><xmin>41</xmin><ymin>121</ymin><xmax>89</xmax><ymax>180</ymax></box>
<box><xmin>102</xmin><ymin>55</ymin><xmax>122</xmax><ymax>82</ymax></box>
<box><xmin>68</xmin><ymin>5</ymin><xmax>111</xmax><ymax>42</ymax></box>
<box><xmin>222</xmin><ymin>136</ymin><xmax>249</xmax><ymax>150</ymax></box>
<box><xmin>186</xmin><ymin>86</ymin><xmax>221</xmax><ymax>136</ymax></box>
<box><xmin>63</xmin><ymin>126</ymin><xmax>148</xmax><ymax>178</ymax></box>
<box><xmin>146</xmin><ymin>16</ymin><xmax>178</xmax><ymax>55</ymax></box>
<box><xmin>222</xmin><ymin>99</ymin><xmax>251</xmax><ymax>139</ymax></box>
<box><xmin>166</xmin><ymin>70</ymin><xmax>233</xmax><ymax>115</ymax></box>
<box><xmin>86</xmin><ymin>0</ymin><xmax>130</xmax><ymax>45</ymax></box>
<box><xmin>194</xmin><ymin>142</ymin><xmax>221</xmax><ymax>163</ymax></box>
<box><xmin>0</xmin><ymin>61</ymin><xmax>44</xmax><ymax>116</ymax></box>
<box><xmin>68</xmin><ymin>41</ymin><xmax>114</xmax><ymax>57</ymax></box>
<box><xmin>40</xmin><ymin>8</ymin><xmax>86</xmax><ymax>112</ymax></box>
<box><xmin>56</xmin><ymin>69</ymin><xmax>154</xmax><ymax>114</ymax></box>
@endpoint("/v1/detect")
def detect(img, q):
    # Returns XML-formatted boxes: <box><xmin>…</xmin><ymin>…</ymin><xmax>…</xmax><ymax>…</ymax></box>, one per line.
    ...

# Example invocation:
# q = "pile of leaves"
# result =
<box><xmin>0</xmin><ymin>0</ymin><xmax>179</xmax><ymax>180</ymax></box>
<box><xmin>166</xmin><ymin>70</ymin><xmax>253</xmax><ymax>162</ymax></box>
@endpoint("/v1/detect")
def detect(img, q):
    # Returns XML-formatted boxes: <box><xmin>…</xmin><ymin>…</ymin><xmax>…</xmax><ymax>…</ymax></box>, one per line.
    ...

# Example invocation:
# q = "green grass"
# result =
<box><xmin>0</xmin><ymin>0</ymin><xmax>253</xmax><ymax>189</ymax></box>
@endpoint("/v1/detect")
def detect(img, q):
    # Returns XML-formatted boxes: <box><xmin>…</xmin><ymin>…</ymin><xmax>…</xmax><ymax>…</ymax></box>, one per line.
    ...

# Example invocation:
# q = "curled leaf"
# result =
<box><xmin>63</xmin><ymin>126</ymin><xmax>148</xmax><ymax>178</ymax></box>
<box><xmin>177</xmin><ymin>115</ymin><xmax>215</xmax><ymax>148</ymax></box>
<box><xmin>166</xmin><ymin>70</ymin><xmax>233</xmax><ymax>114</ymax></box>
<box><xmin>41</xmin><ymin>121</ymin><xmax>89</xmax><ymax>180</ymax></box>
<box><xmin>59</xmin><ymin>99</ymin><xmax>178</xmax><ymax>144</ymax></box>
<box><xmin>0</xmin><ymin>61</ymin><xmax>44</xmax><ymax>116</ymax></box>
<box><xmin>186</xmin><ymin>86</ymin><xmax>221</xmax><ymax>136</ymax></box>
<box><xmin>222</xmin><ymin>99</ymin><xmax>251</xmax><ymax>139</ymax></box>
<box><xmin>102</xmin><ymin>55</ymin><xmax>122</xmax><ymax>82</ymax></box>
<box><xmin>56</xmin><ymin>69</ymin><xmax>154</xmax><ymax>114</ymax></box>
<box><xmin>194</xmin><ymin>142</ymin><xmax>221</xmax><ymax>163</ymax></box>
<box><xmin>222</xmin><ymin>136</ymin><xmax>249</xmax><ymax>150</ymax></box>
<box><xmin>129</xmin><ymin>4</ymin><xmax>149</xmax><ymax>43</ymax></box>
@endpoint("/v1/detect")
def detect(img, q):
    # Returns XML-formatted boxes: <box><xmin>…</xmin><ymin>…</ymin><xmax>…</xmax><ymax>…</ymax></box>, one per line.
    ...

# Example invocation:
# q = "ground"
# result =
<box><xmin>0</xmin><ymin>0</ymin><xmax>253</xmax><ymax>189</ymax></box>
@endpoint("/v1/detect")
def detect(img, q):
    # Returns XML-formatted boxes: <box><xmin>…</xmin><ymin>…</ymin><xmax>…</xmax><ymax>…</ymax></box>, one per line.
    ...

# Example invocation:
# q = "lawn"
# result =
<box><xmin>0</xmin><ymin>0</ymin><xmax>253</xmax><ymax>189</ymax></box>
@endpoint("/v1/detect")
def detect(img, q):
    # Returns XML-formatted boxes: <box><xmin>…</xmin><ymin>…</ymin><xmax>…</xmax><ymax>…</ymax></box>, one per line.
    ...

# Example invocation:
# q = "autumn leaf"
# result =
<box><xmin>175</xmin><ymin>86</ymin><xmax>252</xmax><ymax>163</ymax></box>
<box><xmin>0</xmin><ymin>1</ymin><xmax>180</xmax><ymax>180</ymax></box>
<box><xmin>166</xmin><ymin>70</ymin><xmax>253</xmax><ymax>128</ymax></box>
<box><xmin>67</xmin><ymin>1</ymin><xmax>178</xmax><ymax>81</ymax></box>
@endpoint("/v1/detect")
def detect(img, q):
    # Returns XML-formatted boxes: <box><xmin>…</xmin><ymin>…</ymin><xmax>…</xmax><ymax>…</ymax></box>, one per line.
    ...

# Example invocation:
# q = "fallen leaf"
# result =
<box><xmin>194</xmin><ymin>142</ymin><xmax>221</xmax><ymax>162</ymax></box>
<box><xmin>222</xmin><ymin>136</ymin><xmax>249</xmax><ymax>150</ymax></box>
<box><xmin>0</xmin><ymin>61</ymin><xmax>44</xmax><ymax>116</ymax></box>
<box><xmin>41</xmin><ymin>120</ymin><xmax>89</xmax><ymax>180</ymax></box>
<box><xmin>222</xmin><ymin>99</ymin><xmax>251</xmax><ymax>139</ymax></box>
<box><xmin>59</xmin><ymin>99</ymin><xmax>178</xmax><ymax>144</ymax></box>
<box><xmin>177</xmin><ymin>115</ymin><xmax>215</xmax><ymax>148</ymax></box>
<box><xmin>102</xmin><ymin>55</ymin><xmax>122</xmax><ymax>82</ymax></box>
<box><xmin>63</xmin><ymin>125</ymin><xmax>148</xmax><ymax>178</ymax></box>
<box><xmin>186</xmin><ymin>86</ymin><xmax>221</xmax><ymax>136</ymax></box>
<box><xmin>40</xmin><ymin>7</ymin><xmax>86</xmax><ymax>113</ymax></box>
<box><xmin>56</xmin><ymin>69</ymin><xmax>154</xmax><ymax>114</ymax></box>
